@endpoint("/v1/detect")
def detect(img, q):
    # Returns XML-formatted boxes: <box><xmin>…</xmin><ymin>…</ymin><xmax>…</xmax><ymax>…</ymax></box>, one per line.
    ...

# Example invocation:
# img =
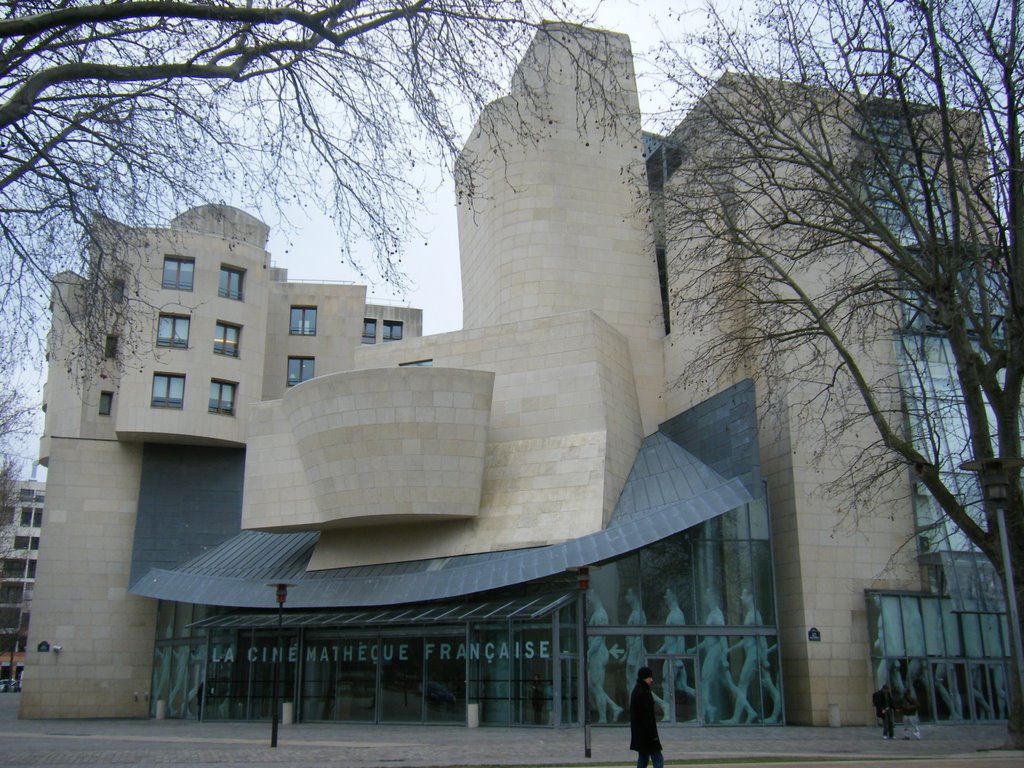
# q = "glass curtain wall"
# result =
<box><xmin>149</xmin><ymin>500</ymin><xmax>778</xmax><ymax>726</ymax></box>
<box><xmin>583</xmin><ymin>498</ymin><xmax>781</xmax><ymax>726</ymax></box>
<box><xmin>867</xmin><ymin>591</ymin><xmax>1010</xmax><ymax>722</ymax></box>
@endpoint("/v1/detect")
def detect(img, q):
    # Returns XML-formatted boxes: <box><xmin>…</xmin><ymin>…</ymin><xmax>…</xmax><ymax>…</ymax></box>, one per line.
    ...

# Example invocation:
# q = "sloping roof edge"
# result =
<box><xmin>130</xmin><ymin>477</ymin><xmax>750</xmax><ymax>610</ymax></box>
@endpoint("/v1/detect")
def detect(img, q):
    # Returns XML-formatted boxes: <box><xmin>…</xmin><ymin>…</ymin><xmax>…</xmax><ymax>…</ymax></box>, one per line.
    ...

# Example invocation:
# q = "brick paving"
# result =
<box><xmin>0</xmin><ymin>694</ymin><xmax>1020</xmax><ymax>767</ymax></box>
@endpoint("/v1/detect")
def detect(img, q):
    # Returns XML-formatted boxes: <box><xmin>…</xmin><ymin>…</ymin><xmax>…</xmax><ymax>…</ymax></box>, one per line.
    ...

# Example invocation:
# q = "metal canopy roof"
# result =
<box><xmin>131</xmin><ymin>430</ymin><xmax>753</xmax><ymax>610</ymax></box>
<box><xmin>190</xmin><ymin>593</ymin><xmax>576</xmax><ymax>630</ymax></box>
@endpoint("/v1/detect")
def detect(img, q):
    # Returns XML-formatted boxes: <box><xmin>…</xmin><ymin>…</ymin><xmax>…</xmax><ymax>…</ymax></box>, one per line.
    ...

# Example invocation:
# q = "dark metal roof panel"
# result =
<box><xmin>130</xmin><ymin>431</ymin><xmax>752</xmax><ymax>610</ymax></box>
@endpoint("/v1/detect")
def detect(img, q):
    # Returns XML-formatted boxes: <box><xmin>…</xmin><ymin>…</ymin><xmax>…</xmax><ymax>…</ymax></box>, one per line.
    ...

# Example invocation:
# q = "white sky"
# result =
<box><xmin>268</xmin><ymin>1</ymin><xmax>708</xmax><ymax>336</ymax></box>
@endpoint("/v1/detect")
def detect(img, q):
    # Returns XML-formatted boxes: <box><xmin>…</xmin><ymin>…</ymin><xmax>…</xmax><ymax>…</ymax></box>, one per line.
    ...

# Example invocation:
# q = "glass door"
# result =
<box><xmin>647</xmin><ymin>654</ymin><xmax>698</xmax><ymax>723</ymax></box>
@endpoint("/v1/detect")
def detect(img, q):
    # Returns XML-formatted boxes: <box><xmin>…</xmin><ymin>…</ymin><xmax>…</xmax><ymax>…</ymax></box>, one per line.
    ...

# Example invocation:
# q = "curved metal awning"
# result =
<box><xmin>190</xmin><ymin>592</ymin><xmax>577</xmax><ymax>630</ymax></box>
<box><xmin>130</xmin><ymin>431</ymin><xmax>752</xmax><ymax>610</ymax></box>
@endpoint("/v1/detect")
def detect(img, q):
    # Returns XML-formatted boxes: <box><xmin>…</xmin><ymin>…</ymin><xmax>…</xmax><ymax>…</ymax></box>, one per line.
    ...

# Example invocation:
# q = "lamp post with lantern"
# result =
<box><xmin>268</xmin><ymin>582</ymin><xmax>292</xmax><ymax>748</ymax></box>
<box><xmin>959</xmin><ymin>458</ymin><xmax>1024</xmax><ymax>717</ymax></box>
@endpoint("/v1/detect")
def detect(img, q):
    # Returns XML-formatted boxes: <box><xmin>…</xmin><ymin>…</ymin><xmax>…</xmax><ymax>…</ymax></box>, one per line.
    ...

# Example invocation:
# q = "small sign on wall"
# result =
<box><xmin>808</xmin><ymin>627</ymin><xmax>821</xmax><ymax>642</ymax></box>
<box><xmin>37</xmin><ymin>641</ymin><xmax>50</xmax><ymax>652</ymax></box>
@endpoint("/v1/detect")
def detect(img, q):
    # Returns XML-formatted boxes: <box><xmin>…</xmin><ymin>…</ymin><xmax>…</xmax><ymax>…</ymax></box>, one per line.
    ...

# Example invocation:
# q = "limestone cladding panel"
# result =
<box><xmin>106</xmin><ymin>220</ymin><xmax>271</xmax><ymax>445</ymax></box>
<box><xmin>260</xmin><ymin>282</ymin><xmax>372</xmax><ymax>401</ymax></box>
<box><xmin>457</xmin><ymin>26</ymin><xmax>665</xmax><ymax>435</ymax></box>
<box><xmin>245</xmin><ymin>367</ymin><xmax>494</xmax><ymax>531</ymax></box>
<box><xmin>759</xmin><ymin>383</ymin><xmax>921</xmax><ymax>727</ymax></box>
<box><xmin>19</xmin><ymin>438</ymin><xmax>154</xmax><ymax>719</ymax></box>
<box><xmin>296</xmin><ymin>310</ymin><xmax>642</xmax><ymax>568</ymax></box>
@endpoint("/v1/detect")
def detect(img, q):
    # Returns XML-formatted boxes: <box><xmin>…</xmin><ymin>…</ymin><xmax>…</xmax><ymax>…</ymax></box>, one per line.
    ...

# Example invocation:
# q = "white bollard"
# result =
<box><xmin>828</xmin><ymin>703</ymin><xmax>841</xmax><ymax>727</ymax></box>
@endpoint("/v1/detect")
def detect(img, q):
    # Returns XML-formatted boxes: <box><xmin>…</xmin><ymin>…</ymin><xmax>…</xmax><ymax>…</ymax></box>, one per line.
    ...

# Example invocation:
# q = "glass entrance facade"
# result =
<box><xmin>149</xmin><ymin>503</ymin><xmax>785</xmax><ymax>726</ymax></box>
<box><xmin>867</xmin><ymin>591</ymin><xmax>1011</xmax><ymax>722</ymax></box>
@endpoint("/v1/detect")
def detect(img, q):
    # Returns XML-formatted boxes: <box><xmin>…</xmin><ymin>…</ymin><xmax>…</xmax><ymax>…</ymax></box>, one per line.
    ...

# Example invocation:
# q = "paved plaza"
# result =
<box><xmin>0</xmin><ymin>694</ymin><xmax>1020</xmax><ymax>768</ymax></box>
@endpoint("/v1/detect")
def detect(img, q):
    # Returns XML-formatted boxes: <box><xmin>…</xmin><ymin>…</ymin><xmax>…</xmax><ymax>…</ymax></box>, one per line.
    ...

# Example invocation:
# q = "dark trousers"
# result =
<box><xmin>880</xmin><ymin>708</ymin><xmax>894</xmax><ymax>739</ymax></box>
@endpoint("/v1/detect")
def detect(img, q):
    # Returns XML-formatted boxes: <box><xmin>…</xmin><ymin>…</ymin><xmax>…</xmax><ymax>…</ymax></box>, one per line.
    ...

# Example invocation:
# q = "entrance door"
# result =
<box><xmin>647</xmin><ymin>655</ymin><xmax>698</xmax><ymax>723</ymax></box>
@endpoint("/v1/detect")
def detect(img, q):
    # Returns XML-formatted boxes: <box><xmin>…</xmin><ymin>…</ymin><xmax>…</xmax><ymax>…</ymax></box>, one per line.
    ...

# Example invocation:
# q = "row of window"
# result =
<box><xmin>163</xmin><ymin>257</ymin><xmax>245</xmax><ymax>301</ymax></box>
<box><xmin>0</xmin><ymin>508</ymin><xmax>42</xmax><ymax>527</ymax></box>
<box><xmin>362</xmin><ymin>318</ymin><xmax>403</xmax><ymax>344</ymax></box>
<box><xmin>97</xmin><ymin>356</ymin><xmax>318</xmax><ymax>418</ymax></box>
<box><xmin>150</xmin><ymin>374</ymin><xmax>238</xmax><ymax>415</ymax></box>
<box><xmin>2</xmin><ymin>558</ymin><xmax>37</xmax><ymax>580</ymax></box>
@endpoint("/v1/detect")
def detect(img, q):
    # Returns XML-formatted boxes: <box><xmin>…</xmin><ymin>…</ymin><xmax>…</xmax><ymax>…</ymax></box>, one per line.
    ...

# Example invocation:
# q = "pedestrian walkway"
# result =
<box><xmin>0</xmin><ymin>694</ymin><xmax>1019</xmax><ymax>768</ymax></box>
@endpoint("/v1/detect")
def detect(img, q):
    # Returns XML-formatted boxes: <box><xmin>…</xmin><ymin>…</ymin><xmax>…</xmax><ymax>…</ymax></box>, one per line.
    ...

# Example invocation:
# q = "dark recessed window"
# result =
<box><xmin>214</xmin><ymin>322</ymin><xmax>241</xmax><ymax>357</ymax></box>
<box><xmin>162</xmin><ymin>257</ymin><xmax>194</xmax><ymax>290</ymax></box>
<box><xmin>157</xmin><ymin>314</ymin><xmax>190</xmax><ymax>348</ymax></box>
<box><xmin>209</xmin><ymin>380</ymin><xmax>237</xmax><ymax>416</ymax></box>
<box><xmin>383</xmin><ymin>320</ymin><xmax>403</xmax><ymax>342</ymax></box>
<box><xmin>218</xmin><ymin>266</ymin><xmax>245</xmax><ymax>301</ymax></box>
<box><xmin>152</xmin><ymin>373</ymin><xmax>185</xmax><ymax>409</ymax></box>
<box><xmin>399</xmin><ymin>359</ymin><xmax>433</xmax><ymax>367</ymax></box>
<box><xmin>99</xmin><ymin>391</ymin><xmax>113</xmax><ymax>416</ymax></box>
<box><xmin>104</xmin><ymin>335</ymin><xmax>118</xmax><ymax>359</ymax></box>
<box><xmin>287</xmin><ymin>357</ymin><xmax>315</xmax><ymax>387</ymax></box>
<box><xmin>362</xmin><ymin>318</ymin><xmax>377</xmax><ymax>344</ymax></box>
<box><xmin>112</xmin><ymin>278</ymin><xmax>126</xmax><ymax>303</ymax></box>
<box><xmin>290</xmin><ymin>306</ymin><xmax>317</xmax><ymax>336</ymax></box>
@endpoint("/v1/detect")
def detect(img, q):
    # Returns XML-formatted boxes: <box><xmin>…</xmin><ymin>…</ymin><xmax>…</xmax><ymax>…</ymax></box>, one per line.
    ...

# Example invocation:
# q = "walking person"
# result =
<box><xmin>630</xmin><ymin>666</ymin><xmax>664</xmax><ymax>768</ymax></box>
<box><xmin>873</xmin><ymin>683</ymin><xmax>895</xmax><ymax>740</ymax></box>
<box><xmin>900</xmin><ymin>688</ymin><xmax>921</xmax><ymax>740</ymax></box>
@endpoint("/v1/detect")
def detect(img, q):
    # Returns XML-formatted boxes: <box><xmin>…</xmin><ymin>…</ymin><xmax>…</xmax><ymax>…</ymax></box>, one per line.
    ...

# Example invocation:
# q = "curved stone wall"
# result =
<box><xmin>282</xmin><ymin>367</ymin><xmax>494</xmax><ymax>528</ymax></box>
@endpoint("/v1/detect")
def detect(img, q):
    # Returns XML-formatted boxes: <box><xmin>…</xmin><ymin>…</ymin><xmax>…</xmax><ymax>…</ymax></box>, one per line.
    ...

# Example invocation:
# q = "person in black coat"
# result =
<box><xmin>629</xmin><ymin>666</ymin><xmax>664</xmax><ymax>768</ymax></box>
<box><xmin>873</xmin><ymin>683</ymin><xmax>895</xmax><ymax>740</ymax></box>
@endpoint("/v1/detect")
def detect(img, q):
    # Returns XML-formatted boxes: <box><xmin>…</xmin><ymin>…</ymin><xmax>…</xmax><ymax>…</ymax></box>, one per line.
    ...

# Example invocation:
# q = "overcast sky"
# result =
<box><xmin>268</xmin><ymin>1</ymin><xmax>709</xmax><ymax>336</ymax></box>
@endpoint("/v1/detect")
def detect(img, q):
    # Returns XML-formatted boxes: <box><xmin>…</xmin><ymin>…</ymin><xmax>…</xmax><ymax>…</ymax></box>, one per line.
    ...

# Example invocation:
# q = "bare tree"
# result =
<box><xmin>0</xmin><ymin>386</ymin><xmax>32</xmax><ymax>685</ymax></box>
<box><xmin>652</xmin><ymin>0</ymin><xmax>1024</xmax><ymax>744</ymax></box>
<box><xmin>0</xmin><ymin>0</ymin><xmax>588</xmax><ymax>368</ymax></box>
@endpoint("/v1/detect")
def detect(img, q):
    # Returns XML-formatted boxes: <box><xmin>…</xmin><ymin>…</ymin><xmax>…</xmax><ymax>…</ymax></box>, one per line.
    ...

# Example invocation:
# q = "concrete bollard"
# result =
<box><xmin>828</xmin><ymin>703</ymin><xmax>841</xmax><ymax>727</ymax></box>
<box><xmin>467</xmin><ymin>702</ymin><xmax>479</xmax><ymax>728</ymax></box>
<box><xmin>282</xmin><ymin>701</ymin><xmax>294</xmax><ymax>725</ymax></box>
<box><xmin>155</xmin><ymin>700</ymin><xmax>166</xmax><ymax>720</ymax></box>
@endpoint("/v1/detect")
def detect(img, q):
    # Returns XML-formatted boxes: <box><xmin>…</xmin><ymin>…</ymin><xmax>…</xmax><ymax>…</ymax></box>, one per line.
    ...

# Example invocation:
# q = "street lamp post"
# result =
<box><xmin>960</xmin><ymin>458</ymin><xmax>1024</xmax><ymax>719</ymax></box>
<box><xmin>576</xmin><ymin>567</ymin><xmax>591</xmax><ymax>759</ymax></box>
<box><xmin>269</xmin><ymin>582</ymin><xmax>290</xmax><ymax>748</ymax></box>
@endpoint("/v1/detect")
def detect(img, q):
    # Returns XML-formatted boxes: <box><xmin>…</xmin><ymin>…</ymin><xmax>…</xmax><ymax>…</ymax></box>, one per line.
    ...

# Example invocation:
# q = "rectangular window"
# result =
<box><xmin>218</xmin><ymin>266</ymin><xmax>245</xmax><ymax>301</ymax></box>
<box><xmin>209</xmin><ymin>380</ymin><xmax>237</xmax><ymax>415</ymax></box>
<box><xmin>1</xmin><ymin>559</ymin><xmax>25</xmax><ymax>579</ymax></box>
<box><xmin>104</xmin><ymin>335</ymin><xmax>118</xmax><ymax>359</ymax></box>
<box><xmin>157</xmin><ymin>314</ymin><xmax>190</xmax><ymax>348</ymax></box>
<box><xmin>213</xmin><ymin>322</ymin><xmax>241</xmax><ymax>357</ymax></box>
<box><xmin>287</xmin><ymin>357</ymin><xmax>315</xmax><ymax>387</ymax></box>
<box><xmin>162</xmin><ymin>257</ymin><xmax>194</xmax><ymax>290</ymax></box>
<box><xmin>18</xmin><ymin>489</ymin><xmax>32</xmax><ymax>502</ymax></box>
<box><xmin>151</xmin><ymin>373</ymin><xmax>185</xmax><ymax>409</ymax></box>
<box><xmin>19</xmin><ymin>510</ymin><xmax>32</xmax><ymax>526</ymax></box>
<box><xmin>99</xmin><ymin>390</ymin><xmax>113</xmax><ymax>416</ymax></box>
<box><xmin>362</xmin><ymin>318</ymin><xmax>377</xmax><ymax>344</ymax></box>
<box><xmin>290</xmin><ymin>306</ymin><xmax>317</xmax><ymax>336</ymax></box>
<box><xmin>383</xmin><ymin>320</ymin><xmax>403</xmax><ymax>342</ymax></box>
<box><xmin>32</xmin><ymin>509</ymin><xmax>42</xmax><ymax>527</ymax></box>
<box><xmin>13</xmin><ymin>536</ymin><xmax>38</xmax><ymax>551</ymax></box>
<box><xmin>112</xmin><ymin>278</ymin><xmax>126</xmax><ymax>303</ymax></box>
<box><xmin>0</xmin><ymin>584</ymin><xmax>22</xmax><ymax>603</ymax></box>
